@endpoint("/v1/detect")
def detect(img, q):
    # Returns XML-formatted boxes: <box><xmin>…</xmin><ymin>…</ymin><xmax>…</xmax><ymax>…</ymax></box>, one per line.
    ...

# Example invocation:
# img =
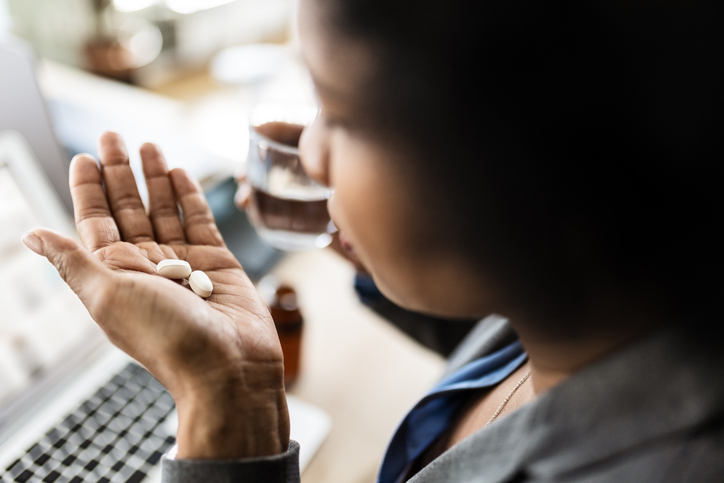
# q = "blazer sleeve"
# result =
<box><xmin>161</xmin><ymin>441</ymin><xmax>301</xmax><ymax>483</ymax></box>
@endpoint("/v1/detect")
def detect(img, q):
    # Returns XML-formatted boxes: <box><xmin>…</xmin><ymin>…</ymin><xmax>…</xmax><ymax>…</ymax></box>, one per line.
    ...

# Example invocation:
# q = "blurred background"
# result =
<box><xmin>3</xmin><ymin>0</ymin><xmax>294</xmax><ymax>85</ymax></box>
<box><xmin>0</xmin><ymin>0</ymin><xmax>314</xmax><ymax>165</ymax></box>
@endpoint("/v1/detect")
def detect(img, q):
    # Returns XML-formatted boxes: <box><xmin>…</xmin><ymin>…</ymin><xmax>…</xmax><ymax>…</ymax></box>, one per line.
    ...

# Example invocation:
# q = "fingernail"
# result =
<box><xmin>71</xmin><ymin>153</ymin><xmax>97</xmax><ymax>164</ymax></box>
<box><xmin>235</xmin><ymin>185</ymin><xmax>250</xmax><ymax>207</ymax></box>
<box><xmin>21</xmin><ymin>231</ymin><xmax>44</xmax><ymax>255</ymax></box>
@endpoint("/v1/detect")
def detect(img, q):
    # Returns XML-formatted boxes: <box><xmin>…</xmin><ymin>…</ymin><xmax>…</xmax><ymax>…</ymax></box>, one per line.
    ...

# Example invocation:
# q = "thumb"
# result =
<box><xmin>234</xmin><ymin>181</ymin><xmax>251</xmax><ymax>210</ymax></box>
<box><xmin>22</xmin><ymin>228</ymin><xmax>110</xmax><ymax>307</ymax></box>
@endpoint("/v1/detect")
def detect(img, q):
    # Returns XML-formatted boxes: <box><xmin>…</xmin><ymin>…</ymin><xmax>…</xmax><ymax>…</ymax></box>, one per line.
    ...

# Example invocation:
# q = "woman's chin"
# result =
<box><xmin>338</xmin><ymin>232</ymin><xmax>363</xmax><ymax>264</ymax></box>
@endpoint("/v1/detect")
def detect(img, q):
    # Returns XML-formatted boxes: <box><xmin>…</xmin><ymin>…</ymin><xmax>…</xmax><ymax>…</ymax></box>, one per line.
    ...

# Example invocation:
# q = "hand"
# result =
<box><xmin>22</xmin><ymin>132</ymin><xmax>289</xmax><ymax>460</ymax></box>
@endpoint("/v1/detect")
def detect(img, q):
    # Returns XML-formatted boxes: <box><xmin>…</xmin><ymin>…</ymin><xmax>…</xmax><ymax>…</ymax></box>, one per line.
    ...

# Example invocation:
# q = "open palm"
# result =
<box><xmin>27</xmin><ymin>132</ymin><xmax>289</xmax><ymax>459</ymax></box>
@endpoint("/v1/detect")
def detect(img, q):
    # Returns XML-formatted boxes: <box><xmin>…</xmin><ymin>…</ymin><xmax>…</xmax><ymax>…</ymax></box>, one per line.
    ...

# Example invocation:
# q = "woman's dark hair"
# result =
<box><xmin>320</xmin><ymin>0</ymin><xmax>723</xmax><ymax>337</ymax></box>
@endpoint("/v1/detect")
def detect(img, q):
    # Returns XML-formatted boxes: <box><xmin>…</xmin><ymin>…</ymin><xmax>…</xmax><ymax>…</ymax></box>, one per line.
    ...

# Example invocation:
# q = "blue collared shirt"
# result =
<box><xmin>377</xmin><ymin>340</ymin><xmax>527</xmax><ymax>483</ymax></box>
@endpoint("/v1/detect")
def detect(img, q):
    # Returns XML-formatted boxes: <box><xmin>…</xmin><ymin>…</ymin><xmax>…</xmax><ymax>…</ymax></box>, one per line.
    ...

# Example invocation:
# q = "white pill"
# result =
<box><xmin>156</xmin><ymin>259</ymin><xmax>192</xmax><ymax>279</ymax></box>
<box><xmin>189</xmin><ymin>270</ymin><xmax>213</xmax><ymax>298</ymax></box>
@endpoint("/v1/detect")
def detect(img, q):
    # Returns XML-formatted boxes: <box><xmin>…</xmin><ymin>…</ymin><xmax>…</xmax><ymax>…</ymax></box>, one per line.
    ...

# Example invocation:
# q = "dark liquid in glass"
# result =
<box><xmin>255</xmin><ymin>121</ymin><xmax>304</xmax><ymax>147</ymax></box>
<box><xmin>250</xmin><ymin>121</ymin><xmax>331</xmax><ymax>236</ymax></box>
<box><xmin>251</xmin><ymin>189</ymin><xmax>330</xmax><ymax>233</ymax></box>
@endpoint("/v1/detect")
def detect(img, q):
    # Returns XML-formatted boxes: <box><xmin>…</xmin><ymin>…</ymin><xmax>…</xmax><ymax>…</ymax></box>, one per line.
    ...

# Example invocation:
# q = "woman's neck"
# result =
<box><xmin>512</xmin><ymin>312</ymin><xmax>664</xmax><ymax>395</ymax></box>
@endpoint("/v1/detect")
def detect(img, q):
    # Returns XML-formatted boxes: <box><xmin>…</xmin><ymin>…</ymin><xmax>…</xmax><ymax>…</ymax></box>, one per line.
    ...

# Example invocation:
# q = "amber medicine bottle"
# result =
<box><xmin>269</xmin><ymin>283</ymin><xmax>303</xmax><ymax>386</ymax></box>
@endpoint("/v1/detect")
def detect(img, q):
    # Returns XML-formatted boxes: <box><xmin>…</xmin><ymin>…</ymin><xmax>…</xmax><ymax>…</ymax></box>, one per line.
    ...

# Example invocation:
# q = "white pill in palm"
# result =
<box><xmin>189</xmin><ymin>270</ymin><xmax>213</xmax><ymax>298</ymax></box>
<box><xmin>156</xmin><ymin>259</ymin><xmax>192</xmax><ymax>279</ymax></box>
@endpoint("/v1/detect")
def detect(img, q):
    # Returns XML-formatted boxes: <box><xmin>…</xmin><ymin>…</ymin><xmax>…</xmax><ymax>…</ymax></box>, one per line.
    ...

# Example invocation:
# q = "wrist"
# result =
<box><xmin>173</xmin><ymin>363</ymin><xmax>289</xmax><ymax>460</ymax></box>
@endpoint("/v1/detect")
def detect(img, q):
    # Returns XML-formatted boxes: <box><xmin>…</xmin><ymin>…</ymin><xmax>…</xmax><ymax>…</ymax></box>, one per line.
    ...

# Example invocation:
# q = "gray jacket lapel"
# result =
<box><xmin>412</xmin><ymin>324</ymin><xmax>724</xmax><ymax>482</ymax></box>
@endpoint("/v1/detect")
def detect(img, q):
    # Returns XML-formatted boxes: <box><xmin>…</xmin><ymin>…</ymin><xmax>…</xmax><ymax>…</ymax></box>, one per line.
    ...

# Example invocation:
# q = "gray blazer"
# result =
<box><xmin>162</xmin><ymin>316</ymin><xmax>724</xmax><ymax>482</ymax></box>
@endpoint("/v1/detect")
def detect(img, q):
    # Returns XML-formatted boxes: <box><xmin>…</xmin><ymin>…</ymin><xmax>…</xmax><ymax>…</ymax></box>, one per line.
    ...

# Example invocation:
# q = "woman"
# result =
<box><xmin>21</xmin><ymin>0</ymin><xmax>723</xmax><ymax>481</ymax></box>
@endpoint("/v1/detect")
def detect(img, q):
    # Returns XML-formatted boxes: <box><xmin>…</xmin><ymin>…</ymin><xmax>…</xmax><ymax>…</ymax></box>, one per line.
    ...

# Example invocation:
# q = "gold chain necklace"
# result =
<box><xmin>485</xmin><ymin>370</ymin><xmax>532</xmax><ymax>427</ymax></box>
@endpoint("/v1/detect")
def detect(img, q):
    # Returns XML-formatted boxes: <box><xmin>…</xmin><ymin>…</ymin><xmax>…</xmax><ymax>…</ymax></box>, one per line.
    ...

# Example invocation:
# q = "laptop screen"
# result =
<box><xmin>0</xmin><ymin>162</ymin><xmax>100</xmax><ymax>422</ymax></box>
<box><xmin>0</xmin><ymin>40</ymin><xmax>73</xmax><ymax>214</ymax></box>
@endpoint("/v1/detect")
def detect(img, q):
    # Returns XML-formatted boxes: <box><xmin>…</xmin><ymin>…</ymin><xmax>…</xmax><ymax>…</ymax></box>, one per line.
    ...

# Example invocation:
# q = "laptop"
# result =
<box><xmin>0</xmin><ymin>40</ymin><xmax>330</xmax><ymax>482</ymax></box>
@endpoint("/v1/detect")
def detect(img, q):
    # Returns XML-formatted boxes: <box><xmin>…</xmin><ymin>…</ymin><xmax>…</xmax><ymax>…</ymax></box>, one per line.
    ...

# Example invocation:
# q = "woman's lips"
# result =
<box><xmin>335</xmin><ymin>231</ymin><xmax>368</xmax><ymax>274</ymax></box>
<box><xmin>338</xmin><ymin>232</ymin><xmax>356</xmax><ymax>257</ymax></box>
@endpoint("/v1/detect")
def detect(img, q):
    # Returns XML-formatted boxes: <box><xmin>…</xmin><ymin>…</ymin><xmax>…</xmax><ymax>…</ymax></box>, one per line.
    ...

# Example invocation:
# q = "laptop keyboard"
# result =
<box><xmin>2</xmin><ymin>363</ymin><xmax>176</xmax><ymax>483</ymax></box>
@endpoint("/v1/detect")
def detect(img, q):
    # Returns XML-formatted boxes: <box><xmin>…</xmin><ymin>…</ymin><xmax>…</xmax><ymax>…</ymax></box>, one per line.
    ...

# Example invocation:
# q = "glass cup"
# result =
<box><xmin>244</xmin><ymin>102</ymin><xmax>336</xmax><ymax>251</ymax></box>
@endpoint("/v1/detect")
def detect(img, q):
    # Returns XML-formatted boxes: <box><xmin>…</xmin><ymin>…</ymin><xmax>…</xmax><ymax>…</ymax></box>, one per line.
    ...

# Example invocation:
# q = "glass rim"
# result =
<box><xmin>248</xmin><ymin>126</ymin><xmax>301</xmax><ymax>156</ymax></box>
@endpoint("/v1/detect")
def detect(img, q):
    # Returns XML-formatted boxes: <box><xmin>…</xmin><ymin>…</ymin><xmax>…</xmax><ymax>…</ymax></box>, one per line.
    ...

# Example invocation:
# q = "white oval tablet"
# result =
<box><xmin>156</xmin><ymin>259</ymin><xmax>192</xmax><ymax>279</ymax></box>
<box><xmin>189</xmin><ymin>270</ymin><xmax>213</xmax><ymax>298</ymax></box>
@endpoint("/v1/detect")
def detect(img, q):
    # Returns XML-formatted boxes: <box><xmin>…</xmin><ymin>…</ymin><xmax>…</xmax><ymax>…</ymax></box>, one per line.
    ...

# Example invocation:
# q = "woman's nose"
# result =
<box><xmin>299</xmin><ymin>115</ymin><xmax>330</xmax><ymax>187</ymax></box>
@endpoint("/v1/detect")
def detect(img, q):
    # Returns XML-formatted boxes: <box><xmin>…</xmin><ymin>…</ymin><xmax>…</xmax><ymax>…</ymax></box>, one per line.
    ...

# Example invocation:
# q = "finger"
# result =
<box><xmin>22</xmin><ymin>228</ymin><xmax>111</xmax><ymax>315</ymax></box>
<box><xmin>169</xmin><ymin>168</ymin><xmax>225</xmax><ymax>247</ymax></box>
<box><xmin>140</xmin><ymin>143</ymin><xmax>186</xmax><ymax>245</ymax></box>
<box><xmin>96</xmin><ymin>242</ymin><xmax>159</xmax><ymax>274</ymax></box>
<box><xmin>98</xmin><ymin>132</ymin><xmax>155</xmax><ymax>244</ymax></box>
<box><xmin>234</xmin><ymin>182</ymin><xmax>251</xmax><ymax>210</ymax></box>
<box><xmin>70</xmin><ymin>154</ymin><xmax>122</xmax><ymax>252</ymax></box>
